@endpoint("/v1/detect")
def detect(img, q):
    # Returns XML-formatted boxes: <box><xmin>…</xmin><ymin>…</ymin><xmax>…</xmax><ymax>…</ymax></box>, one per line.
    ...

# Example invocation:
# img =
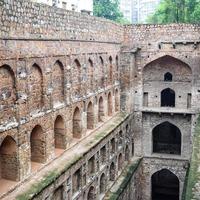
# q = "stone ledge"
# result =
<box><xmin>104</xmin><ymin>157</ymin><xmax>142</xmax><ymax>200</ymax></box>
<box><xmin>3</xmin><ymin>112</ymin><xmax>128</xmax><ymax>200</ymax></box>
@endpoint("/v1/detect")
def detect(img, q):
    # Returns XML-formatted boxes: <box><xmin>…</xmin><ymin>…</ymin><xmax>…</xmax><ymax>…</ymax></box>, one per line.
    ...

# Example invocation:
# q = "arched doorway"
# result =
<box><xmin>152</xmin><ymin>122</ymin><xmax>181</xmax><ymax>155</ymax></box>
<box><xmin>118</xmin><ymin>153</ymin><xmax>123</xmax><ymax>171</ymax></box>
<box><xmin>87</xmin><ymin>102</ymin><xmax>94</xmax><ymax>130</ymax></box>
<box><xmin>0</xmin><ymin>136</ymin><xmax>19</xmax><ymax>181</ymax></box>
<box><xmin>152</xmin><ymin>169</ymin><xmax>179</xmax><ymax>200</ymax></box>
<box><xmin>30</xmin><ymin>125</ymin><xmax>46</xmax><ymax>164</ymax></box>
<box><xmin>87</xmin><ymin>186</ymin><xmax>96</xmax><ymax>200</ymax></box>
<box><xmin>73</xmin><ymin>107</ymin><xmax>82</xmax><ymax>139</ymax></box>
<box><xmin>98</xmin><ymin>96</ymin><xmax>104</xmax><ymax>122</ymax></box>
<box><xmin>54</xmin><ymin>115</ymin><xmax>65</xmax><ymax>150</ymax></box>
<box><xmin>108</xmin><ymin>92</ymin><xmax>112</xmax><ymax>116</ymax></box>
<box><xmin>100</xmin><ymin>173</ymin><xmax>106</xmax><ymax>194</ymax></box>
<box><xmin>109</xmin><ymin>162</ymin><xmax>115</xmax><ymax>181</ymax></box>
<box><xmin>161</xmin><ymin>88</ymin><xmax>175</xmax><ymax>107</ymax></box>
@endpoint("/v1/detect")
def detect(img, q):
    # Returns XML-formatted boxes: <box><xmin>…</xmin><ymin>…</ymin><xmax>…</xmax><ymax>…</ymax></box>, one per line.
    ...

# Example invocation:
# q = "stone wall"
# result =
<box><xmin>0</xmin><ymin>0</ymin><xmax>123</xmax><ymax>43</ymax></box>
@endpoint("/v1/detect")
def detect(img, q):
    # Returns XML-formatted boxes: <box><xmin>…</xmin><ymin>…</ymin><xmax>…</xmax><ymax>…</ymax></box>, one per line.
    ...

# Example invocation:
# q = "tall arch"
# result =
<box><xmin>108</xmin><ymin>92</ymin><xmax>112</xmax><ymax>116</ymax></box>
<box><xmin>87</xmin><ymin>186</ymin><xmax>96</xmax><ymax>200</ymax></box>
<box><xmin>0</xmin><ymin>136</ymin><xmax>19</xmax><ymax>181</ymax></box>
<box><xmin>109</xmin><ymin>162</ymin><xmax>115</xmax><ymax>181</ymax></box>
<box><xmin>152</xmin><ymin>169</ymin><xmax>179</xmax><ymax>200</ymax></box>
<box><xmin>88</xmin><ymin>59</ymin><xmax>94</xmax><ymax>90</ymax></box>
<box><xmin>73</xmin><ymin>107</ymin><xmax>82</xmax><ymax>139</ymax></box>
<box><xmin>99</xmin><ymin>56</ymin><xmax>104</xmax><ymax>88</ymax></box>
<box><xmin>87</xmin><ymin>102</ymin><xmax>94</xmax><ymax>130</ymax></box>
<box><xmin>52</xmin><ymin>61</ymin><xmax>64</xmax><ymax>104</ymax></box>
<box><xmin>54</xmin><ymin>115</ymin><xmax>65</xmax><ymax>149</ymax></box>
<box><xmin>100</xmin><ymin>173</ymin><xmax>106</xmax><ymax>194</ymax></box>
<box><xmin>30</xmin><ymin>64</ymin><xmax>43</xmax><ymax>111</ymax></box>
<box><xmin>152</xmin><ymin>122</ymin><xmax>181</xmax><ymax>155</ymax></box>
<box><xmin>161</xmin><ymin>88</ymin><xmax>175</xmax><ymax>107</ymax></box>
<box><xmin>109</xmin><ymin>56</ymin><xmax>113</xmax><ymax>85</ymax></box>
<box><xmin>118</xmin><ymin>153</ymin><xmax>123</xmax><ymax>171</ymax></box>
<box><xmin>0</xmin><ymin>65</ymin><xmax>16</xmax><ymax>124</ymax></box>
<box><xmin>115</xmin><ymin>89</ymin><xmax>120</xmax><ymax>112</ymax></box>
<box><xmin>73</xmin><ymin>59</ymin><xmax>81</xmax><ymax>95</ymax></box>
<box><xmin>98</xmin><ymin>96</ymin><xmax>104</xmax><ymax>122</ymax></box>
<box><xmin>125</xmin><ymin>145</ymin><xmax>130</xmax><ymax>161</ymax></box>
<box><xmin>30</xmin><ymin>125</ymin><xmax>46</xmax><ymax>163</ymax></box>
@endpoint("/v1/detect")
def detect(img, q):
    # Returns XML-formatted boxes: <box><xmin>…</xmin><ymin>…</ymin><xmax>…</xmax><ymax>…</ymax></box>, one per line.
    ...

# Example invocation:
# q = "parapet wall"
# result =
<box><xmin>0</xmin><ymin>0</ymin><xmax>123</xmax><ymax>43</ymax></box>
<box><xmin>124</xmin><ymin>24</ymin><xmax>200</xmax><ymax>47</ymax></box>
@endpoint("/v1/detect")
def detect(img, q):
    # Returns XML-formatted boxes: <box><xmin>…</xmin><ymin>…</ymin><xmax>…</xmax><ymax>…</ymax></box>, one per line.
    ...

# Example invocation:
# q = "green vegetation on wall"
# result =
<box><xmin>182</xmin><ymin>116</ymin><xmax>200</xmax><ymax>200</ymax></box>
<box><xmin>148</xmin><ymin>0</ymin><xmax>200</xmax><ymax>24</ymax></box>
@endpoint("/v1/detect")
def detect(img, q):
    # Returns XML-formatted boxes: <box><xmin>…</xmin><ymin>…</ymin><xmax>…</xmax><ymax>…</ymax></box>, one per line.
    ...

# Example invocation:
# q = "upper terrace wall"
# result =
<box><xmin>0</xmin><ymin>0</ymin><xmax>123</xmax><ymax>43</ymax></box>
<box><xmin>124</xmin><ymin>24</ymin><xmax>200</xmax><ymax>48</ymax></box>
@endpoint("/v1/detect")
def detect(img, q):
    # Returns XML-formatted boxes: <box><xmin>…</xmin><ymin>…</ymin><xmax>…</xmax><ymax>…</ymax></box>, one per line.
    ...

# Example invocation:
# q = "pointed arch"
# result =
<box><xmin>152</xmin><ymin>169</ymin><xmax>179</xmax><ymax>200</ymax></box>
<box><xmin>73</xmin><ymin>59</ymin><xmax>81</xmax><ymax>95</ymax></box>
<box><xmin>109</xmin><ymin>162</ymin><xmax>115</xmax><ymax>181</ymax></box>
<box><xmin>109</xmin><ymin>56</ymin><xmax>113</xmax><ymax>84</ymax></box>
<box><xmin>87</xmin><ymin>101</ymin><xmax>94</xmax><ymax>130</ymax></box>
<box><xmin>108</xmin><ymin>92</ymin><xmax>112</xmax><ymax>116</ymax></box>
<box><xmin>118</xmin><ymin>153</ymin><xmax>123</xmax><ymax>171</ymax></box>
<box><xmin>0</xmin><ymin>136</ymin><xmax>19</xmax><ymax>181</ymax></box>
<box><xmin>164</xmin><ymin>72</ymin><xmax>173</xmax><ymax>81</ymax></box>
<box><xmin>30</xmin><ymin>64</ymin><xmax>43</xmax><ymax>111</ymax></box>
<box><xmin>30</xmin><ymin>125</ymin><xmax>46</xmax><ymax>163</ymax></box>
<box><xmin>88</xmin><ymin>58</ymin><xmax>94</xmax><ymax>90</ymax></box>
<box><xmin>152</xmin><ymin>121</ymin><xmax>181</xmax><ymax>155</ymax></box>
<box><xmin>115</xmin><ymin>89</ymin><xmax>120</xmax><ymax>112</ymax></box>
<box><xmin>52</xmin><ymin>60</ymin><xmax>64</xmax><ymax>104</ymax></box>
<box><xmin>54</xmin><ymin>115</ymin><xmax>65</xmax><ymax>149</ymax></box>
<box><xmin>99</xmin><ymin>56</ymin><xmax>104</xmax><ymax>88</ymax></box>
<box><xmin>0</xmin><ymin>65</ymin><xmax>16</xmax><ymax>124</ymax></box>
<box><xmin>100</xmin><ymin>173</ymin><xmax>106</xmax><ymax>194</ymax></box>
<box><xmin>73</xmin><ymin>107</ymin><xmax>82</xmax><ymax>139</ymax></box>
<box><xmin>87</xmin><ymin>186</ymin><xmax>96</xmax><ymax>200</ymax></box>
<box><xmin>161</xmin><ymin>88</ymin><xmax>175</xmax><ymax>107</ymax></box>
<box><xmin>98</xmin><ymin>96</ymin><xmax>104</xmax><ymax>122</ymax></box>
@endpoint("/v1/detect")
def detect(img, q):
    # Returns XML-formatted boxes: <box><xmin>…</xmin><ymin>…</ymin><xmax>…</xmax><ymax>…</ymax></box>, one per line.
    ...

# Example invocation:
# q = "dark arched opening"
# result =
<box><xmin>87</xmin><ymin>186</ymin><xmax>96</xmax><ymax>200</ymax></box>
<box><xmin>73</xmin><ymin>107</ymin><xmax>82</xmax><ymax>139</ymax></box>
<box><xmin>164</xmin><ymin>72</ymin><xmax>172</xmax><ymax>81</ymax></box>
<box><xmin>87</xmin><ymin>102</ymin><xmax>94</xmax><ymax>130</ymax></box>
<box><xmin>100</xmin><ymin>173</ymin><xmax>106</xmax><ymax>194</ymax></box>
<box><xmin>161</xmin><ymin>88</ymin><xmax>175</xmax><ymax>107</ymax></box>
<box><xmin>0</xmin><ymin>136</ymin><xmax>19</xmax><ymax>181</ymax></box>
<box><xmin>152</xmin><ymin>169</ymin><xmax>179</xmax><ymax>200</ymax></box>
<box><xmin>153</xmin><ymin>122</ymin><xmax>181</xmax><ymax>155</ymax></box>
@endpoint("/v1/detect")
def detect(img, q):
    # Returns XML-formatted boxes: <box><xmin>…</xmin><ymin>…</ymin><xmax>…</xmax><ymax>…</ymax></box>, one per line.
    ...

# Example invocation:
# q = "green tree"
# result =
<box><xmin>93</xmin><ymin>0</ymin><xmax>130</xmax><ymax>24</ymax></box>
<box><xmin>148</xmin><ymin>0</ymin><xmax>200</xmax><ymax>24</ymax></box>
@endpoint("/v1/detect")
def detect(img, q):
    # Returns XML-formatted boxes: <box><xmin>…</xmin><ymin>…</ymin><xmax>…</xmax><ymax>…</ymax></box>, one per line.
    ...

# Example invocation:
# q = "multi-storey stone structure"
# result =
<box><xmin>0</xmin><ymin>1</ymin><xmax>200</xmax><ymax>200</ymax></box>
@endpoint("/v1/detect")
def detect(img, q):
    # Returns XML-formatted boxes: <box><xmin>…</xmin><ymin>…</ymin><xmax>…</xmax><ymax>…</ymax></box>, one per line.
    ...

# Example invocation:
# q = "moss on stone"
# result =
<box><xmin>106</xmin><ymin>158</ymin><xmax>142</xmax><ymax>200</ymax></box>
<box><xmin>16</xmin><ymin>112</ymin><xmax>128</xmax><ymax>200</ymax></box>
<box><xmin>182</xmin><ymin>116</ymin><xmax>200</xmax><ymax>200</ymax></box>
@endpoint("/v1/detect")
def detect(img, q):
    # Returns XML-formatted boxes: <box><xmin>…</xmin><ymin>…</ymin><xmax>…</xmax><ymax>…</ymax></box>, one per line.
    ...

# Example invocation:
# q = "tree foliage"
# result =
<box><xmin>148</xmin><ymin>0</ymin><xmax>200</xmax><ymax>24</ymax></box>
<box><xmin>93</xmin><ymin>0</ymin><xmax>130</xmax><ymax>24</ymax></box>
